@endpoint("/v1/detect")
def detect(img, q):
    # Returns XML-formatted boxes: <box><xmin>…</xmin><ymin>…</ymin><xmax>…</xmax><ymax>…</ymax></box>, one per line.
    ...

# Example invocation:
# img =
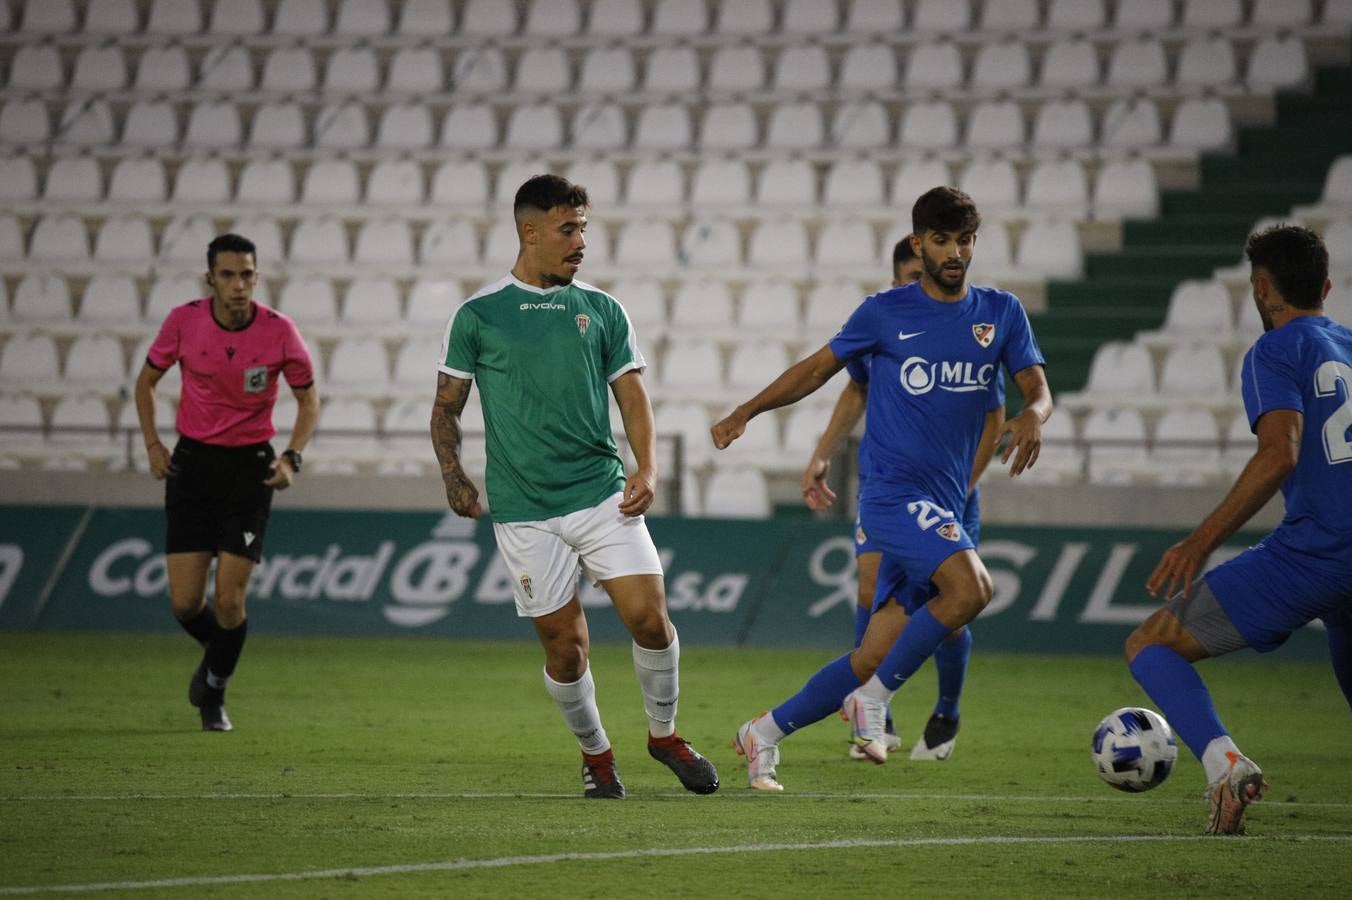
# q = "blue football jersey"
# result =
<box><xmin>830</xmin><ymin>282</ymin><xmax>1043</xmax><ymax>508</ymax></box>
<box><xmin>847</xmin><ymin>352</ymin><xmax>1007</xmax><ymax>482</ymax></box>
<box><xmin>1239</xmin><ymin>314</ymin><xmax>1352</xmax><ymax>557</ymax></box>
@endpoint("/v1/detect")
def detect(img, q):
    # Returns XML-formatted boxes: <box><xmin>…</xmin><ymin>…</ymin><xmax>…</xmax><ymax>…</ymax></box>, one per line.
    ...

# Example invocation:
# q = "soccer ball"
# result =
<box><xmin>1091</xmin><ymin>707</ymin><xmax>1178</xmax><ymax>793</ymax></box>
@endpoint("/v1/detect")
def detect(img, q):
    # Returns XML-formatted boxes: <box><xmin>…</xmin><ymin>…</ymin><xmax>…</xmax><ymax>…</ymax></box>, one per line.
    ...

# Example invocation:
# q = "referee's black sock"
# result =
<box><xmin>175</xmin><ymin>605</ymin><xmax>218</xmax><ymax>648</ymax></box>
<box><xmin>205</xmin><ymin>619</ymin><xmax>249</xmax><ymax>693</ymax></box>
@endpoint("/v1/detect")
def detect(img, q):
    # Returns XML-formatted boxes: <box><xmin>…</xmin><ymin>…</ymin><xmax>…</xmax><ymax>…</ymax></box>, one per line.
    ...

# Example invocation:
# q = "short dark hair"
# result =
<box><xmin>912</xmin><ymin>186</ymin><xmax>981</xmax><ymax>237</ymax></box>
<box><xmin>207</xmin><ymin>233</ymin><xmax>257</xmax><ymax>270</ymax></box>
<box><xmin>892</xmin><ymin>236</ymin><xmax>918</xmax><ymax>265</ymax></box>
<box><xmin>513</xmin><ymin>174</ymin><xmax>590</xmax><ymax>221</ymax></box>
<box><xmin>1245</xmin><ymin>224</ymin><xmax>1328</xmax><ymax>310</ymax></box>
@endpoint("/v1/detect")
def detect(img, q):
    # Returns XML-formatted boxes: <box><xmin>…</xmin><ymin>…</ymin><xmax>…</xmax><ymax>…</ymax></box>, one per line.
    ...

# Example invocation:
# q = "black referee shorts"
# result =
<box><xmin>165</xmin><ymin>437</ymin><xmax>275</xmax><ymax>562</ymax></box>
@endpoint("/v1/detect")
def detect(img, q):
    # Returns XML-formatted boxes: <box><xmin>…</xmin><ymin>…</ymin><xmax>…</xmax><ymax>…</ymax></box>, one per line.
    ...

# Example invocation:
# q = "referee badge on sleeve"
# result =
<box><xmin>243</xmin><ymin>366</ymin><xmax>268</xmax><ymax>393</ymax></box>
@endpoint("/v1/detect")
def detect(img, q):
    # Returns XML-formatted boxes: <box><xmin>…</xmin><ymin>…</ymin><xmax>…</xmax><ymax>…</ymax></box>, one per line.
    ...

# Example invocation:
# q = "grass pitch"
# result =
<box><xmin>1</xmin><ymin>631</ymin><xmax>1349</xmax><ymax>898</ymax></box>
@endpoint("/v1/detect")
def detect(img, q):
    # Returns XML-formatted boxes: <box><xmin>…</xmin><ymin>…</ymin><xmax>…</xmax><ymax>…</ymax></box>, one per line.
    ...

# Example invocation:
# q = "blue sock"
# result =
<box><xmin>770</xmin><ymin>653</ymin><xmax>861</xmax><ymax>736</ymax></box>
<box><xmin>853</xmin><ymin>604</ymin><xmax>870</xmax><ymax>648</ymax></box>
<box><xmin>874</xmin><ymin>605</ymin><xmax>951</xmax><ymax>692</ymax></box>
<box><xmin>932</xmin><ymin>626</ymin><xmax>971</xmax><ymax>719</ymax></box>
<box><xmin>1128</xmin><ymin>644</ymin><xmax>1227</xmax><ymax>761</ymax></box>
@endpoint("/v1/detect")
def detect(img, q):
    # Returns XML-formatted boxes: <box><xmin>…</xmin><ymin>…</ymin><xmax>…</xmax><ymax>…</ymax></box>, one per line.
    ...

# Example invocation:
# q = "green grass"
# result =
<box><xmin>1</xmin><ymin>632</ymin><xmax>1349</xmax><ymax>898</ymax></box>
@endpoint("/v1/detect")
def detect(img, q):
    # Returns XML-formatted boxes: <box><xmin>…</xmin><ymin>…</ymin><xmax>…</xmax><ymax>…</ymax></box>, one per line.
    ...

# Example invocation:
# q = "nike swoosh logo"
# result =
<box><xmin>898</xmin><ymin>330</ymin><xmax>925</xmax><ymax>340</ymax></box>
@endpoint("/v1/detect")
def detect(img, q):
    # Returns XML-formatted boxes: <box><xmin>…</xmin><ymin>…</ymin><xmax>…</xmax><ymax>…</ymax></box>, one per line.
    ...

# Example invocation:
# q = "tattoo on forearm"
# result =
<box><xmin>431</xmin><ymin>373</ymin><xmax>472</xmax><ymax>490</ymax></box>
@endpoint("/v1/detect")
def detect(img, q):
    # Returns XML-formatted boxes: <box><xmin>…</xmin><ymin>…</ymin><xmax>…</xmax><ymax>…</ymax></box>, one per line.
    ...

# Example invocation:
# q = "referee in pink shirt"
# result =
<box><xmin>133</xmin><ymin>233</ymin><xmax>320</xmax><ymax>731</ymax></box>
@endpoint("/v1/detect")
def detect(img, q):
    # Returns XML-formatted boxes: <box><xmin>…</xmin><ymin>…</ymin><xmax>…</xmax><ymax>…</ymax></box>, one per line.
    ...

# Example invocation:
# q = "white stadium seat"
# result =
<box><xmin>300</xmin><ymin>158</ymin><xmax>360</xmax><ymax>205</ymax></box>
<box><xmin>172</xmin><ymin>156</ymin><xmax>231</xmax><ymax>203</ymax></box>
<box><xmin>1084</xmin><ymin>407</ymin><xmax>1149</xmax><ymax>485</ymax></box>
<box><xmin>95</xmin><ymin>215</ymin><xmax>155</xmax><ymax>262</ymax></box>
<box><xmin>64</xmin><ymin>334</ymin><xmax>125</xmax><ymax>387</ymax></box>
<box><xmin>847</xmin><ymin>0</ymin><xmax>903</xmax><ymax>31</ymax></box>
<box><xmin>72</xmin><ymin>44</ymin><xmax>128</xmax><ymax>91</ymax></box>
<box><xmin>579</xmin><ymin>46</ymin><xmax>637</xmax><ymax>93</ymax></box>
<box><xmin>208</xmin><ymin>0</ymin><xmax>265</xmax><ymax>34</ymax></box>
<box><xmin>324</xmin><ymin>46</ymin><xmax>380</xmax><ymax>92</ymax></box>
<box><xmin>12</xmin><ymin>274</ymin><xmax>72</xmax><ymax>321</ymax></box>
<box><xmin>681</xmin><ymin>217</ymin><xmax>742</xmax><ymax>267</ymax></box>
<box><xmin>367</xmin><ymin>158</ymin><xmax>425</xmax><ymax>205</ymax></box>
<box><xmin>0</xmin><ymin>155</ymin><xmax>37</xmax><ymax>201</ymax></box>
<box><xmin>716</xmin><ymin>0</ymin><xmax>772</xmax><ymax>34</ymax></box>
<box><xmin>703</xmin><ymin>467</ymin><xmax>771</xmax><ymax>519</ymax></box>
<box><xmin>79</xmin><ymin>274</ymin><xmax>142</xmax><ymax>324</ymax></box>
<box><xmin>44</xmin><ymin>155</ymin><xmax>103</xmax><ymax>202</ymax></box>
<box><xmin>335</xmin><ymin>0</ymin><xmax>390</xmax><ymax>34</ymax></box>
<box><xmin>588</xmin><ymin>0</ymin><xmax>644</xmax><ymax>36</ymax></box>
<box><xmin>652</xmin><ymin>0</ymin><xmax>709</xmax><ymax>36</ymax></box>
<box><xmin>199</xmin><ymin>45</ymin><xmax>255</xmax><ymax>91</ymax></box>
<box><xmin>839</xmin><ymin>42</ymin><xmax>897</xmax><ymax>90</ymax></box>
<box><xmin>250</xmin><ymin>101</ymin><xmax>307</xmax><ymax>149</ymax></box>
<box><xmin>1040</xmin><ymin>38</ymin><xmax>1100</xmax><ymax>89</ymax></box>
<box><xmin>134</xmin><ymin>44</ymin><xmax>191</xmax><ymax>90</ymax></box>
<box><xmin>398</xmin><ymin>0</ymin><xmax>451</xmax><ymax>34</ymax></box>
<box><xmin>904</xmin><ymin>42</ymin><xmax>962</xmax><ymax>90</ymax></box>
<box><xmin>767</xmin><ymin>102</ymin><xmax>824</xmax><ymax>150</ymax></box>
<box><xmin>388</xmin><ymin>47</ymin><xmax>443</xmax><ymax>92</ymax></box>
<box><xmin>8</xmin><ymin>44</ymin><xmax>63</xmax><ymax>90</ymax></box>
<box><xmin>645</xmin><ymin>45</ymin><xmax>700</xmax><ymax>91</ymax></box>
<box><xmin>1159</xmin><ymin>343</ymin><xmax>1227</xmax><ymax>399</ymax></box>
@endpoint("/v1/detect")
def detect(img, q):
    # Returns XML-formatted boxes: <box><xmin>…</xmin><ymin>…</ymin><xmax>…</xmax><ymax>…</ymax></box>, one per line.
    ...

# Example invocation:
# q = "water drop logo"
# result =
<box><xmin>899</xmin><ymin>356</ymin><xmax>937</xmax><ymax>395</ymax></box>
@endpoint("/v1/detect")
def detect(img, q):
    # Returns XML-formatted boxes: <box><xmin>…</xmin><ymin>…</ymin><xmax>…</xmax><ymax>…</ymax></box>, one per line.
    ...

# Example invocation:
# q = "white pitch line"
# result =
<box><xmin>3</xmin><ymin>790</ymin><xmax>1352</xmax><ymax>809</ymax></box>
<box><xmin>2</xmin><ymin>834</ymin><xmax>1350</xmax><ymax>896</ymax></box>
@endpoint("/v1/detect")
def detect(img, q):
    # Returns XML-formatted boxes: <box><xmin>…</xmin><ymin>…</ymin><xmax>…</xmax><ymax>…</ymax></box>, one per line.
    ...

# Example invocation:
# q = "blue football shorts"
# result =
<box><xmin>861</xmin><ymin>491</ymin><xmax>975</xmax><ymax>615</ymax></box>
<box><xmin>1202</xmin><ymin>536</ymin><xmax>1352</xmax><ymax>653</ymax></box>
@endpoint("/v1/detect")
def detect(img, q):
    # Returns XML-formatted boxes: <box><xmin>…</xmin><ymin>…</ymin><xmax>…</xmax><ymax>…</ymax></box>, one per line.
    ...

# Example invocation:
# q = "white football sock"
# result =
<box><xmin>632</xmin><ymin>629</ymin><xmax>679</xmax><ymax>738</ymax></box>
<box><xmin>1201</xmin><ymin>735</ymin><xmax>1243</xmax><ymax>784</ymax></box>
<box><xmin>543</xmin><ymin>666</ymin><xmax>610</xmax><ymax>755</ymax></box>
<box><xmin>856</xmin><ymin>674</ymin><xmax>894</xmax><ymax>704</ymax></box>
<box><xmin>753</xmin><ymin>712</ymin><xmax>787</xmax><ymax>745</ymax></box>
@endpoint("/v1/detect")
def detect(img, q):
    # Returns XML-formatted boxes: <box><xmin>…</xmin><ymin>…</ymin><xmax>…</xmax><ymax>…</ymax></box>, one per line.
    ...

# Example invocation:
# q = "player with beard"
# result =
<box><xmin>802</xmin><ymin>237</ymin><xmax>1005</xmax><ymax>762</ymax></box>
<box><xmin>716</xmin><ymin>187</ymin><xmax>1053</xmax><ymax>790</ymax></box>
<box><xmin>1126</xmin><ymin>225</ymin><xmax>1352</xmax><ymax>834</ymax></box>
<box><xmin>431</xmin><ymin>174</ymin><xmax>718</xmax><ymax>799</ymax></box>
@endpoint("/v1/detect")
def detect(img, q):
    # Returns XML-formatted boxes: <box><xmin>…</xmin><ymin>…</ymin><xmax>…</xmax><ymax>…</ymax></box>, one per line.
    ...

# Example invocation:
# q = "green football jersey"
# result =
<box><xmin>439</xmin><ymin>274</ymin><xmax>644</xmax><ymax>522</ymax></box>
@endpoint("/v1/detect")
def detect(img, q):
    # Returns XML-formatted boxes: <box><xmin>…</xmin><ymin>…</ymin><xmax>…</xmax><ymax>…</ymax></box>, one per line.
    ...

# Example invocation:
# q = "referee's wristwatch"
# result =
<box><xmin>281</xmin><ymin>449</ymin><xmax>303</xmax><ymax>473</ymax></box>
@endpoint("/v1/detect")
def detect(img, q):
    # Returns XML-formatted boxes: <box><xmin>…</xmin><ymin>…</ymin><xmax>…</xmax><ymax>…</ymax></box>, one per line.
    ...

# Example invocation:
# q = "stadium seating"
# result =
<box><xmin>1</xmin><ymin>3</ymin><xmax>1347</xmax><ymax>506</ymax></box>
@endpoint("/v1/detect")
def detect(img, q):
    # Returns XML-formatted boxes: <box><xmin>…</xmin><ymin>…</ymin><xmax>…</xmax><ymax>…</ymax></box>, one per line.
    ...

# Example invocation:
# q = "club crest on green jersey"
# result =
<box><xmin>576</xmin><ymin>313</ymin><xmax>590</xmax><ymax>336</ymax></box>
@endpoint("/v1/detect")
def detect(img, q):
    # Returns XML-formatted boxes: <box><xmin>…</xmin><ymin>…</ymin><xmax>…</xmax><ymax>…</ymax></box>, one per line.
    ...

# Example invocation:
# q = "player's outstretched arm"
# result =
<box><xmin>802</xmin><ymin>378</ymin><xmax>866</xmax><ymax>510</ymax></box>
<box><xmin>266</xmin><ymin>384</ymin><xmax>319</xmax><ymax>489</ymax></box>
<box><xmin>611</xmin><ymin>370</ymin><xmax>658</xmax><ymax>517</ymax></box>
<box><xmin>712</xmin><ymin>344</ymin><xmax>845</xmax><ymax>450</ymax></box>
<box><xmin>430</xmin><ymin>372</ymin><xmax>482</xmax><ymax>519</ymax></box>
<box><xmin>1147</xmin><ymin>408</ymin><xmax>1300</xmax><ymax>601</ymax></box>
<box><xmin>999</xmin><ymin>365</ymin><xmax>1052</xmax><ymax>476</ymax></box>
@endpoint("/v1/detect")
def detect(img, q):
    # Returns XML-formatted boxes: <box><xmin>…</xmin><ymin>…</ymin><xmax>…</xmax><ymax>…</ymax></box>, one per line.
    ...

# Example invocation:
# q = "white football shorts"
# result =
<box><xmin>491</xmin><ymin>492</ymin><xmax>663</xmax><ymax>618</ymax></box>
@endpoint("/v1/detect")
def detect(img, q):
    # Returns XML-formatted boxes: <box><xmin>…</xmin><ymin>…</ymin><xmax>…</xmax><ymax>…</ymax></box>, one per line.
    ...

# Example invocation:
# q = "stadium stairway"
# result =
<box><xmin>1031</xmin><ymin>65</ymin><xmax>1352</xmax><ymax>399</ymax></box>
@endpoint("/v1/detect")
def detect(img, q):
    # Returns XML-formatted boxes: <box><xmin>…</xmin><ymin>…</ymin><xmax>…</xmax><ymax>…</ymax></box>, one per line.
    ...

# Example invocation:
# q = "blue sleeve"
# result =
<box><xmin>828</xmin><ymin>297</ymin><xmax>878</xmax><ymax>364</ymax></box>
<box><xmin>846</xmin><ymin>356</ymin><xmax>869</xmax><ymax>384</ymax></box>
<box><xmin>1240</xmin><ymin>336</ymin><xmax>1303</xmax><ymax>432</ymax></box>
<box><xmin>999</xmin><ymin>298</ymin><xmax>1045</xmax><ymax>378</ymax></box>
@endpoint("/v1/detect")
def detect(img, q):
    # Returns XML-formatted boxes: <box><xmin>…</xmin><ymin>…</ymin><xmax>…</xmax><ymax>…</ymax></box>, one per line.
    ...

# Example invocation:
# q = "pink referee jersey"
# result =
<box><xmin>147</xmin><ymin>299</ymin><xmax>314</xmax><ymax>447</ymax></box>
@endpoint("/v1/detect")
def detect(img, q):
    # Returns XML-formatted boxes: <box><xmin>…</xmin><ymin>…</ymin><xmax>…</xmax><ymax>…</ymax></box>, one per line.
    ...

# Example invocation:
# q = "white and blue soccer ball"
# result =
<box><xmin>1091</xmin><ymin>707</ymin><xmax>1178</xmax><ymax>793</ymax></box>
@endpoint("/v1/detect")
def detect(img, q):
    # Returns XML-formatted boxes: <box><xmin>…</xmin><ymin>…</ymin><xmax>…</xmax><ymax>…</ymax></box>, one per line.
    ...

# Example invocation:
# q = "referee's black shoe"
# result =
<box><xmin>189</xmin><ymin>658</ymin><xmax>231</xmax><ymax>731</ymax></box>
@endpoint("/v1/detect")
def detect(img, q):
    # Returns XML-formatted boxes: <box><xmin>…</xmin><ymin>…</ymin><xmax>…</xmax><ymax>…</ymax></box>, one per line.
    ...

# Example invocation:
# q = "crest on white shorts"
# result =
<box><xmin>576</xmin><ymin>313</ymin><xmax>590</xmax><ymax>336</ymax></box>
<box><xmin>520</xmin><ymin>574</ymin><xmax>533</xmax><ymax>598</ymax></box>
<box><xmin>972</xmin><ymin>323</ymin><xmax>995</xmax><ymax>348</ymax></box>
